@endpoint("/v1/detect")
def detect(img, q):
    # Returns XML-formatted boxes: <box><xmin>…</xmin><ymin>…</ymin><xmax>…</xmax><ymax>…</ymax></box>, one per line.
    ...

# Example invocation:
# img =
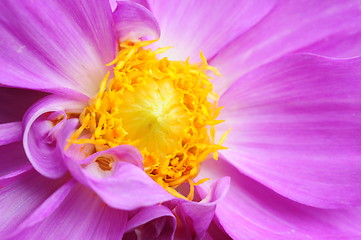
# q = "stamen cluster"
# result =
<box><xmin>69</xmin><ymin>40</ymin><xmax>227</xmax><ymax>199</ymax></box>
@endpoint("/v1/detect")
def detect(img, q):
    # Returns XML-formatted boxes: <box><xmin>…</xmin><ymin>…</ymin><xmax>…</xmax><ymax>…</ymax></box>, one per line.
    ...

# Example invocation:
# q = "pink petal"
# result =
<box><xmin>125</xmin><ymin>205</ymin><xmax>176</xmax><ymax>240</ymax></box>
<box><xmin>0</xmin><ymin>122</ymin><xmax>22</xmax><ymax>146</ymax></box>
<box><xmin>0</xmin><ymin>0</ymin><xmax>115</xmax><ymax>97</ymax></box>
<box><xmin>199</xmin><ymin>157</ymin><xmax>361</xmax><ymax>240</ymax></box>
<box><xmin>146</xmin><ymin>0</ymin><xmax>276</xmax><ymax>61</ymax></box>
<box><xmin>10</xmin><ymin>184</ymin><xmax>128</xmax><ymax>240</ymax></box>
<box><xmin>211</xmin><ymin>0</ymin><xmax>361</xmax><ymax>94</ymax></box>
<box><xmin>23</xmin><ymin>95</ymin><xmax>86</xmax><ymax>179</ymax></box>
<box><xmin>0</xmin><ymin>170</ymin><xmax>68</xmax><ymax>237</ymax></box>
<box><xmin>0</xmin><ymin>88</ymin><xmax>47</xmax><ymax>124</ymax></box>
<box><xmin>218</xmin><ymin>54</ymin><xmax>361</xmax><ymax>208</ymax></box>
<box><xmin>0</xmin><ymin>142</ymin><xmax>32</xmax><ymax>186</ymax></box>
<box><xmin>113</xmin><ymin>1</ymin><xmax>160</xmax><ymax>41</ymax></box>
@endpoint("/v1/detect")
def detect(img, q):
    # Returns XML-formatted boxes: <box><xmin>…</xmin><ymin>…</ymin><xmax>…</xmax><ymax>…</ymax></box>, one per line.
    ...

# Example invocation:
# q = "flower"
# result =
<box><xmin>1</xmin><ymin>0</ymin><xmax>361</xmax><ymax>239</ymax></box>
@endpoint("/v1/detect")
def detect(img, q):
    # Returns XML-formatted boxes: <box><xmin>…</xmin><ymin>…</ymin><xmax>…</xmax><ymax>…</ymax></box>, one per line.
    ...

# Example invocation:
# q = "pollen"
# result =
<box><xmin>68</xmin><ymin>40</ymin><xmax>227</xmax><ymax>200</ymax></box>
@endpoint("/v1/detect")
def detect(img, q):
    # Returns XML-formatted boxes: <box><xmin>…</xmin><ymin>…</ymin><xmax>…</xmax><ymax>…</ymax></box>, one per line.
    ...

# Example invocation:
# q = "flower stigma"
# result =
<box><xmin>67</xmin><ymin>40</ymin><xmax>228</xmax><ymax>200</ymax></box>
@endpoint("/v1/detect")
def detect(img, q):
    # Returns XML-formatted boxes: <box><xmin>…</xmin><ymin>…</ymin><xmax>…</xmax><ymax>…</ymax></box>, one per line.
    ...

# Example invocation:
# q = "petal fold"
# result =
<box><xmin>58</xmin><ymin>119</ymin><xmax>175</xmax><ymax>210</ymax></box>
<box><xmin>113</xmin><ymin>1</ymin><xmax>160</xmax><ymax>41</ymax></box>
<box><xmin>125</xmin><ymin>204</ymin><xmax>176</xmax><ymax>240</ymax></box>
<box><xmin>173</xmin><ymin>176</ymin><xmax>230</xmax><ymax>240</ymax></box>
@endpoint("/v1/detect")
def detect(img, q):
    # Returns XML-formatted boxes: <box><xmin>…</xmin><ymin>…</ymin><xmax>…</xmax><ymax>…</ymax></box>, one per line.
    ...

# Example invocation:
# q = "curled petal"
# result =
<box><xmin>173</xmin><ymin>176</ymin><xmax>230</xmax><ymax>240</ymax></box>
<box><xmin>125</xmin><ymin>204</ymin><xmax>176</xmax><ymax>240</ymax></box>
<box><xmin>57</xmin><ymin>119</ymin><xmax>175</xmax><ymax>210</ymax></box>
<box><xmin>113</xmin><ymin>1</ymin><xmax>160</xmax><ymax>41</ymax></box>
<box><xmin>23</xmin><ymin>95</ymin><xmax>86</xmax><ymax>179</ymax></box>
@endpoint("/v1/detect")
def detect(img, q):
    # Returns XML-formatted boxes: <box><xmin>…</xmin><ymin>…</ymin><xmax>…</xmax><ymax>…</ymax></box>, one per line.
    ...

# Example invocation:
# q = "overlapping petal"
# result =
<box><xmin>218</xmin><ymin>53</ymin><xmax>361</xmax><ymax>208</ymax></box>
<box><xmin>145</xmin><ymin>0</ymin><xmax>276</xmax><ymax>61</ymax></box>
<box><xmin>0</xmin><ymin>142</ymin><xmax>32</xmax><ymax>186</ymax></box>
<box><xmin>57</xmin><ymin>119</ymin><xmax>176</xmax><ymax>210</ymax></box>
<box><xmin>211</xmin><ymin>0</ymin><xmax>361</xmax><ymax>94</ymax></box>
<box><xmin>198</xmin><ymin>158</ymin><xmax>361</xmax><ymax>240</ymax></box>
<box><xmin>0</xmin><ymin>171</ymin><xmax>69</xmax><ymax>237</ymax></box>
<box><xmin>0</xmin><ymin>0</ymin><xmax>116</xmax><ymax>97</ymax></box>
<box><xmin>113</xmin><ymin>1</ymin><xmax>160</xmax><ymax>41</ymax></box>
<box><xmin>9</xmin><ymin>184</ymin><xmax>128</xmax><ymax>240</ymax></box>
<box><xmin>124</xmin><ymin>205</ymin><xmax>176</xmax><ymax>240</ymax></box>
<box><xmin>168</xmin><ymin>176</ymin><xmax>230</xmax><ymax>240</ymax></box>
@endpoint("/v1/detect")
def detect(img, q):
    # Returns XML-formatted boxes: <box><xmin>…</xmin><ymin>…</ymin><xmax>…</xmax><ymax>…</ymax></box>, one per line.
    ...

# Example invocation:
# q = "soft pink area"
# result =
<box><xmin>218</xmin><ymin>54</ymin><xmax>361</xmax><ymax>208</ymax></box>
<box><xmin>0</xmin><ymin>0</ymin><xmax>115</xmax><ymax>97</ymax></box>
<box><xmin>198</xmin><ymin>157</ymin><xmax>361</xmax><ymax>239</ymax></box>
<box><xmin>9</xmin><ymin>184</ymin><xmax>128</xmax><ymax>240</ymax></box>
<box><xmin>146</xmin><ymin>0</ymin><xmax>276</xmax><ymax>61</ymax></box>
<box><xmin>211</xmin><ymin>0</ymin><xmax>361</xmax><ymax>94</ymax></box>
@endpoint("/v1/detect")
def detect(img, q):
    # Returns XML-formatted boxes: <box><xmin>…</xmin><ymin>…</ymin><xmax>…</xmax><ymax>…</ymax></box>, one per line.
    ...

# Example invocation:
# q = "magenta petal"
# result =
<box><xmin>8</xmin><ymin>179</ymin><xmax>76</xmax><ymax>238</ymax></box>
<box><xmin>10</xmin><ymin>184</ymin><xmax>128</xmax><ymax>240</ymax></box>
<box><xmin>0</xmin><ymin>88</ymin><xmax>47</xmax><ymax>124</ymax></box>
<box><xmin>0</xmin><ymin>142</ymin><xmax>32</xmax><ymax>186</ymax></box>
<box><xmin>200</xmin><ymin>157</ymin><xmax>361</xmax><ymax>239</ymax></box>
<box><xmin>0</xmin><ymin>0</ymin><xmax>115</xmax><ymax>96</ymax></box>
<box><xmin>64</xmin><ymin>146</ymin><xmax>175</xmax><ymax>210</ymax></box>
<box><xmin>146</xmin><ymin>0</ymin><xmax>276</xmax><ymax>61</ymax></box>
<box><xmin>211</xmin><ymin>0</ymin><xmax>361</xmax><ymax>94</ymax></box>
<box><xmin>113</xmin><ymin>1</ymin><xmax>160</xmax><ymax>41</ymax></box>
<box><xmin>125</xmin><ymin>205</ymin><xmax>176</xmax><ymax>240</ymax></box>
<box><xmin>218</xmin><ymin>54</ymin><xmax>361</xmax><ymax>208</ymax></box>
<box><xmin>0</xmin><ymin>122</ymin><xmax>22</xmax><ymax>146</ymax></box>
<box><xmin>300</xmin><ymin>31</ymin><xmax>361</xmax><ymax>59</ymax></box>
<box><xmin>204</xmin><ymin>221</ymin><xmax>232</xmax><ymax>240</ymax></box>
<box><xmin>173</xmin><ymin>176</ymin><xmax>230</xmax><ymax>240</ymax></box>
<box><xmin>0</xmin><ymin>170</ymin><xmax>68</xmax><ymax>237</ymax></box>
<box><xmin>23</xmin><ymin>95</ymin><xmax>85</xmax><ymax>178</ymax></box>
<box><xmin>57</xmin><ymin>120</ymin><xmax>175</xmax><ymax>210</ymax></box>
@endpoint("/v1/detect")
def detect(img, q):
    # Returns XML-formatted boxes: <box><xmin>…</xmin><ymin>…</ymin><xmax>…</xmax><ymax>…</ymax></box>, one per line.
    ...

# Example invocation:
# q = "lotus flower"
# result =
<box><xmin>1</xmin><ymin>0</ymin><xmax>361</xmax><ymax>239</ymax></box>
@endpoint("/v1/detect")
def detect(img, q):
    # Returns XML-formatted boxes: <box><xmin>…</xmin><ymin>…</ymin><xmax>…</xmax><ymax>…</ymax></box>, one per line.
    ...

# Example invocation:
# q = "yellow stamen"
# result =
<box><xmin>68</xmin><ymin>40</ymin><xmax>227</xmax><ymax>199</ymax></box>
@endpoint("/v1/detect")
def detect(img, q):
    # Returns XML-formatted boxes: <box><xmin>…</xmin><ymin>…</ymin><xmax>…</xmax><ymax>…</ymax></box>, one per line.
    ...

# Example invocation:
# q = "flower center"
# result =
<box><xmin>68</xmin><ymin>40</ymin><xmax>227</xmax><ymax>199</ymax></box>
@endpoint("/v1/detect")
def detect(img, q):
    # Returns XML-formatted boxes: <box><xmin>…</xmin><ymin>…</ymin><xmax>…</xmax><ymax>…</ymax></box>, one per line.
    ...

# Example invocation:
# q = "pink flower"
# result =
<box><xmin>1</xmin><ymin>0</ymin><xmax>361</xmax><ymax>239</ymax></box>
